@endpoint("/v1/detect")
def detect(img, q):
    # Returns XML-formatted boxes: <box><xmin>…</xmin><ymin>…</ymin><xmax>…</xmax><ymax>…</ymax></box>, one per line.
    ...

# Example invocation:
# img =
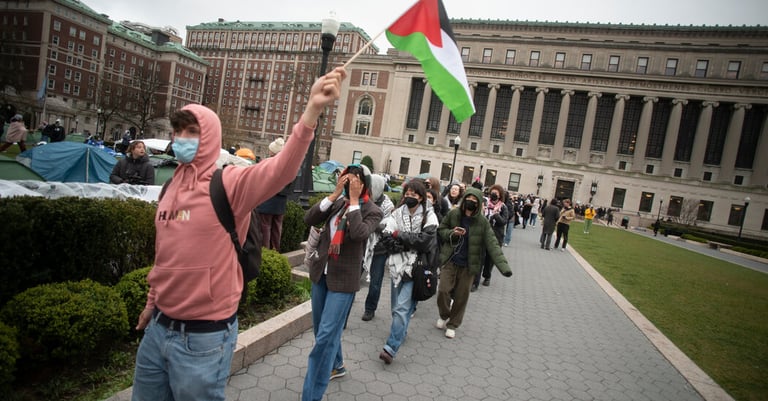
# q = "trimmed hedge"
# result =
<box><xmin>245</xmin><ymin>248</ymin><xmax>292</xmax><ymax>305</ymax></box>
<box><xmin>279</xmin><ymin>201</ymin><xmax>309</xmax><ymax>253</ymax></box>
<box><xmin>0</xmin><ymin>280</ymin><xmax>128</xmax><ymax>363</ymax></box>
<box><xmin>0</xmin><ymin>321</ymin><xmax>19</xmax><ymax>388</ymax></box>
<box><xmin>113</xmin><ymin>267</ymin><xmax>152</xmax><ymax>331</ymax></box>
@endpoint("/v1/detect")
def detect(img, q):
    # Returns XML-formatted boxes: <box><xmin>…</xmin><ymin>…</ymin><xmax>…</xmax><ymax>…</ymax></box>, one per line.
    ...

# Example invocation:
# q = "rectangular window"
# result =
<box><xmin>48</xmin><ymin>64</ymin><xmax>56</xmax><ymax>74</ymax></box>
<box><xmin>703</xmin><ymin>171</ymin><xmax>712</xmax><ymax>181</ymax></box>
<box><xmin>581</xmin><ymin>54</ymin><xmax>592</xmax><ymax>70</ymax></box>
<box><xmin>697</xmin><ymin>200</ymin><xmax>713</xmax><ymax>222</ymax></box>
<box><xmin>554</xmin><ymin>52</ymin><xmax>565</xmax><ymax>69</ymax></box>
<box><xmin>482</xmin><ymin>48</ymin><xmax>492</xmax><ymax>64</ymax></box>
<box><xmin>398</xmin><ymin>158</ymin><xmax>410</xmax><ymax>175</ymax></box>
<box><xmin>69</xmin><ymin>27</ymin><xmax>77</xmax><ymax>37</ymax></box>
<box><xmin>695</xmin><ymin>60</ymin><xmax>709</xmax><ymax>78</ymax></box>
<box><xmin>674</xmin><ymin>168</ymin><xmax>683</xmax><ymax>177</ymax></box>
<box><xmin>529</xmin><ymin>51</ymin><xmax>540</xmax><ymax>67</ymax></box>
<box><xmin>645</xmin><ymin>165</ymin><xmax>654</xmax><ymax>174</ymax></box>
<box><xmin>505</xmin><ymin>49</ymin><xmax>516</xmax><ymax>65</ymax></box>
<box><xmin>727</xmin><ymin>61</ymin><xmax>741</xmax><ymax>79</ymax></box>
<box><xmin>93</xmin><ymin>36</ymin><xmax>100</xmax><ymax>46</ymax></box>
<box><xmin>507</xmin><ymin>173</ymin><xmax>521</xmax><ymax>192</ymax></box>
<box><xmin>362</xmin><ymin>72</ymin><xmax>369</xmax><ymax>85</ymax></box>
<box><xmin>639</xmin><ymin>192</ymin><xmax>655</xmax><ymax>213</ymax></box>
<box><xmin>355</xmin><ymin>120</ymin><xmax>370</xmax><ymax>135</ymax></box>
<box><xmin>352</xmin><ymin>151</ymin><xmax>362</xmax><ymax>164</ymax></box>
<box><xmin>419</xmin><ymin>160</ymin><xmax>431</xmax><ymax>174</ymax></box>
<box><xmin>761</xmin><ymin>62</ymin><xmax>768</xmax><ymax>80</ymax></box>
<box><xmin>53</xmin><ymin>20</ymin><xmax>61</xmax><ymax>31</ymax></box>
<box><xmin>79</xmin><ymin>30</ymin><xmax>86</xmax><ymax>40</ymax></box>
<box><xmin>461</xmin><ymin>47</ymin><xmax>470</xmax><ymax>62</ymax></box>
<box><xmin>734</xmin><ymin>175</ymin><xmax>744</xmax><ymax>185</ymax></box>
<box><xmin>440</xmin><ymin>162</ymin><xmax>452</xmax><ymax>182</ymax></box>
<box><xmin>728</xmin><ymin>204</ymin><xmax>745</xmax><ymax>226</ymax></box>
<box><xmin>611</xmin><ymin>188</ymin><xmax>626</xmax><ymax>208</ymax></box>
<box><xmin>485</xmin><ymin>169</ymin><xmax>497</xmax><ymax>186</ymax></box>
<box><xmin>52</xmin><ymin>35</ymin><xmax>59</xmax><ymax>45</ymax></box>
<box><xmin>665</xmin><ymin>58</ymin><xmax>678</xmax><ymax>76</ymax></box>
<box><xmin>762</xmin><ymin>209</ymin><xmax>768</xmax><ymax>231</ymax></box>
<box><xmin>370</xmin><ymin>72</ymin><xmax>378</xmax><ymax>86</ymax></box>
<box><xmin>636</xmin><ymin>57</ymin><xmax>649</xmax><ymax>74</ymax></box>
<box><xmin>667</xmin><ymin>196</ymin><xmax>683</xmax><ymax>217</ymax></box>
<box><xmin>618</xmin><ymin>160</ymin><xmax>627</xmax><ymax>170</ymax></box>
<box><xmin>608</xmin><ymin>55</ymin><xmax>620</xmax><ymax>72</ymax></box>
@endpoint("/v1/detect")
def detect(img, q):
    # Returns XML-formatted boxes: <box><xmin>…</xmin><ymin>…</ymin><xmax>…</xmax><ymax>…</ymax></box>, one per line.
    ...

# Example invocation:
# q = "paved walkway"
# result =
<box><xmin>223</xmin><ymin>224</ymin><xmax>732</xmax><ymax>401</ymax></box>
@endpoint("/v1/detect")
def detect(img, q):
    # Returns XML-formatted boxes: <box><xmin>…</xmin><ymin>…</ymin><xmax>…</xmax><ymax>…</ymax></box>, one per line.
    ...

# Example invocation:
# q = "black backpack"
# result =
<box><xmin>159</xmin><ymin>169</ymin><xmax>261</xmax><ymax>300</ymax></box>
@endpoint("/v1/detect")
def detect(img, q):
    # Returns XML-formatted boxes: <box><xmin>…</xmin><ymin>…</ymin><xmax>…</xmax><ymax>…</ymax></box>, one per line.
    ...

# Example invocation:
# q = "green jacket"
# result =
<box><xmin>438</xmin><ymin>187</ymin><xmax>512</xmax><ymax>276</ymax></box>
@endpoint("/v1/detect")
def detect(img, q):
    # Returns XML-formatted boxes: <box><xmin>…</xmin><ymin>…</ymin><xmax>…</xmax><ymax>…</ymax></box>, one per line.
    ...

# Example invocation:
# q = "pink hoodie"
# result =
<box><xmin>145</xmin><ymin>104</ymin><xmax>313</xmax><ymax>320</ymax></box>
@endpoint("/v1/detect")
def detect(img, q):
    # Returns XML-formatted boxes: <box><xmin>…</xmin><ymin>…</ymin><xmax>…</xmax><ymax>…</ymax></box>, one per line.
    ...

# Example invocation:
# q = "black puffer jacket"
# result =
<box><xmin>110</xmin><ymin>154</ymin><xmax>154</xmax><ymax>185</ymax></box>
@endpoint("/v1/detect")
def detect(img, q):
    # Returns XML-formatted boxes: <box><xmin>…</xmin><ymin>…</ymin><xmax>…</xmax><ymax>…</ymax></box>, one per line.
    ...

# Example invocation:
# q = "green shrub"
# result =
<box><xmin>360</xmin><ymin>155</ymin><xmax>374</xmax><ymax>172</ymax></box>
<box><xmin>279</xmin><ymin>201</ymin><xmax>309</xmax><ymax>253</ymax></box>
<box><xmin>0</xmin><ymin>280</ymin><xmax>128</xmax><ymax>363</ymax></box>
<box><xmin>245</xmin><ymin>249</ymin><xmax>292</xmax><ymax>305</ymax></box>
<box><xmin>0</xmin><ymin>321</ymin><xmax>19</xmax><ymax>388</ymax></box>
<box><xmin>681</xmin><ymin>233</ymin><xmax>707</xmax><ymax>243</ymax></box>
<box><xmin>113</xmin><ymin>267</ymin><xmax>152</xmax><ymax>331</ymax></box>
<box><xmin>731</xmin><ymin>246</ymin><xmax>768</xmax><ymax>259</ymax></box>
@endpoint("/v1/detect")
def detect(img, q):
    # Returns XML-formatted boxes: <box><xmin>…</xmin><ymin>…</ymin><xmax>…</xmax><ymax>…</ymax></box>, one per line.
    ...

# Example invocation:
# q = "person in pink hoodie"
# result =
<box><xmin>131</xmin><ymin>67</ymin><xmax>347</xmax><ymax>401</ymax></box>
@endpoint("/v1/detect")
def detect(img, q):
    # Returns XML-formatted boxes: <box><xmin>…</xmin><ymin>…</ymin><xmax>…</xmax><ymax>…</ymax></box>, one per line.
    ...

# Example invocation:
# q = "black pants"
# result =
<box><xmin>554</xmin><ymin>223</ymin><xmax>570</xmax><ymax>249</ymax></box>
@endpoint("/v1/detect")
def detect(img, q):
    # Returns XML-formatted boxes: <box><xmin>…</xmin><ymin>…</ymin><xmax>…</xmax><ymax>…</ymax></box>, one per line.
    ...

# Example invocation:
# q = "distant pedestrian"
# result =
<box><xmin>539</xmin><ymin>199</ymin><xmax>560</xmax><ymax>250</ymax></box>
<box><xmin>529</xmin><ymin>198</ymin><xmax>540</xmax><ymax>227</ymax></box>
<box><xmin>44</xmin><ymin>119</ymin><xmax>65</xmax><ymax>142</ymax></box>
<box><xmin>553</xmin><ymin>199</ymin><xmax>575</xmax><ymax>251</ymax></box>
<box><xmin>473</xmin><ymin>184</ymin><xmax>508</xmax><ymax>290</ymax></box>
<box><xmin>653</xmin><ymin>219</ymin><xmax>661</xmax><ymax>236</ymax></box>
<box><xmin>256</xmin><ymin>137</ymin><xmax>292</xmax><ymax>251</ymax></box>
<box><xmin>360</xmin><ymin>174</ymin><xmax>396</xmax><ymax>323</ymax></box>
<box><xmin>0</xmin><ymin>114</ymin><xmax>28</xmax><ymax>152</ymax></box>
<box><xmin>583</xmin><ymin>205</ymin><xmax>596</xmax><ymax>234</ymax></box>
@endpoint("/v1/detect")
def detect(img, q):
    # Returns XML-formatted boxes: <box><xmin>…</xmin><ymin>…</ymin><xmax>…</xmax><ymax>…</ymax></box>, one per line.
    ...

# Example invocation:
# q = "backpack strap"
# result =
<box><xmin>209</xmin><ymin>169</ymin><xmax>245</xmax><ymax>258</ymax></box>
<box><xmin>158</xmin><ymin>178</ymin><xmax>172</xmax><ymax>201</ymax></box>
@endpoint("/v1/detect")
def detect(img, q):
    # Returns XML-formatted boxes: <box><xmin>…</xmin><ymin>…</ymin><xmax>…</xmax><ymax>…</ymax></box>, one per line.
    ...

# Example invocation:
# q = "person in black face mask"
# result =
<box><xmin>472</xmin><ymin>184</ymin><xmax>509</xmax><ymax>290</ymax></box>
<box><xmin>434</xmin><ymin>187</ymin><xmax>512</xmax><ymax>339</ymax></box>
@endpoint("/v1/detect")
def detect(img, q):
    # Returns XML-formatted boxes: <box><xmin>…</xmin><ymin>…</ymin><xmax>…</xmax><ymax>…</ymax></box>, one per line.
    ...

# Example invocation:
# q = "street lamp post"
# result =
<box><xmin>75</xmin><ymin>118</ymin><xmax>79</xmax><ymax>133</ymax></box>
<box><xmin>657</xmin><ymin>199</ymin><xmax>663</xmax><ymax>222</ymax></box>
<box><xmin>536</xmin><ymin>174</ymin><xmax>543</xmax><ymax>195</ymax></box>
<box><xmin>449</xmin><ymin>136</ymin><xmax>461</xmax><ymax>183</ymax></box>
<box><xmin>95</xmin><ymin>108</ymin><xmax>102</xmax><ymax>140</ymax></box>
<box><xmin>589</xmin><ymin>181</ymin><xmax>598</xmax><ymax>204</ymax></box>
<box><xmin>478</xmin><ymin>161</ymin><xmax>484</xmax><ymax>186</ymax></box>
<box><xmin>297</xmin><ymin>12</ymin><xmax>339</xmax><ymax>206</ymax></box>
<box><xmin>738</xmin><ymin>196</ymin><xmax>751</xmax><ymax>240</ymax></box>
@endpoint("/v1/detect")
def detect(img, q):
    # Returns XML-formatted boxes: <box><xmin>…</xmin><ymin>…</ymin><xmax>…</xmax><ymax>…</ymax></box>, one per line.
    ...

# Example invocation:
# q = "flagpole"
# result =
<box><xmin>342</xmin><ymin>29</ymin><xmax>384</xmax><ymax>68</ymax></box>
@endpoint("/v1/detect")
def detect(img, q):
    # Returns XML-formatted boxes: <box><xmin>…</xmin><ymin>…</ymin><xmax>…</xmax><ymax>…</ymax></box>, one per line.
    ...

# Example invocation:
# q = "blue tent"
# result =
<box><xmin>17</xmin><ymin>142</ymin><xmax>117</xmax><ymax>183</ymax></box>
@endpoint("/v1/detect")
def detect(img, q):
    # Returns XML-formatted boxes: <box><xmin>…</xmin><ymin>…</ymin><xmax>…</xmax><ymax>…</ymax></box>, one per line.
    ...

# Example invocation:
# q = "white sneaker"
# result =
<box><xmin>445</xmin><ymin>328</ymin><xmax>456</xmax><ymax>338</ymax></box>
<box><xmin>560</xmin><ymin>248</ymin><xmax>565</xmax><ymax>252</ymax></box>
<box><xmin>436</xmin><ymin>318</ymin><xmax>448</xmax><ymax>329</ymax></box>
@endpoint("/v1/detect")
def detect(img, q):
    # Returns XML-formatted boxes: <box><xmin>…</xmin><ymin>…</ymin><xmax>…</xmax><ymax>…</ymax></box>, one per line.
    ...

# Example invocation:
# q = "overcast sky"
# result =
<box><xmin>83</xmin><ymin>0</ymin><xmax>768</xmax><ymax>54</ymax></box>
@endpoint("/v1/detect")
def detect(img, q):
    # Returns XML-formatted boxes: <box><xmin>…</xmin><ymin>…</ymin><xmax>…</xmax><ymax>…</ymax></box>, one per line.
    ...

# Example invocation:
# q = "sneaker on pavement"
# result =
<box><xmin>482</xmin><ymin>278</ymin><xmax>490</xmax><ymax>287</ymax></box>
<box><xmin>470</xmin><ymin>284</ymin><xmax>478</xmax><ymax>292</ymax></box>
<box><xmin>560</xmin><ymin>248</ymin><xmax>565</xmax><ymax>252</ymax></box>
<box><xmin>330</xmin><ymin>365</ymin><xmax>347</xmax><ymax>380</ymax></box>
<box><xmin>445</xmin><ymin>328</ymin><xmax>456</xmax><ymax>338</ymax></box>
<box><xmin>361</xmin><ymin>310</ymin><xmax>374</xmax><ymax>321</ymax></box>
<box><xmin>436</xmin><ymin>318</ymin><xmax>448</xmax><ymax>329</ymax></box>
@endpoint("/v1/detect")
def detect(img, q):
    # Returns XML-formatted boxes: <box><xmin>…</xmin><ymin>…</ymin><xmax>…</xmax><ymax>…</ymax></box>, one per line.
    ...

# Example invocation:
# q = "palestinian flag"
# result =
<box><xmin>386</xmin><ymin>0</ymin><xmax>475</xmax><ymax>123</ymax></box>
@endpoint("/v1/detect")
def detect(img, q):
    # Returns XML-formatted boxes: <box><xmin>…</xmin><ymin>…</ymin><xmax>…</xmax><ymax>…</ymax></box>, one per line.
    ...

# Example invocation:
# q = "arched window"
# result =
<box><xmin>357</xmin><ymin>98</ymin><xmax>372</xmax><ymax>115</ymax></box>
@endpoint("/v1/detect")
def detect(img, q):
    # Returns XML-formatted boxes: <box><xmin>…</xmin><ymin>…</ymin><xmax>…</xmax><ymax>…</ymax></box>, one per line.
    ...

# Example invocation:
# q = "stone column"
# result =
<box><xmin>459</xmin><ymin>82</ymin><xmax>477</xmax><ymax>146</ymax></box>
<box><xmin>503</xmin><ymin>86</ymin><xmax>522</xmax><ymax>154</ymax></box>
<box><xmin>552</xmin><ymin>89</ymin><xmax>574</xmax><ymax>161</ymax></box>
<box><xmin>437</xmin><ymin>102</ymin><xmax>450</xmax><ymax>146</ymax></box>
<box><xmin>750</xmin><ymin>113</ymin><xmax>768</xmax><ymax>187</ymax></box>
<box><xmin>578</xmin><ymin>92</ymin><xmax>601</xmax><ymax>164</ymax></box>
<box><xmin>660</xmin><ymin>99</ymin><xmax>687</xmax><ymax>175</ymax></box>
<box><xmin>417</xmin><ymin>80</ymin><xmax>432</xmax><ymax>143</ymax></box>
<box><xmin>688</xmin><ymin>101</ymin><xmax>718</xmax><ymax>179</ymax></box>
<box><xmin>481</xmin><ymin>83</ymin><xmax>500</xmax><ymax>151</ymax></box>
<box><xmin>527</xmin><ymin>87</ymin><xmax>548</xmax><ymax>157</ymax></box>
<box><xmin>604</xmin><ymin>94</ymin><xmax>630</xmax><ymax>168</ymax></box>
<box><xmin>631</xmin><ymin>96</ymin><xmax>658</xmax><ymax>172</ymax></box>
<box><xmin>718</xmin><ymin>103</ymin><xmax>750</xmax><ymax>183</ymax></box>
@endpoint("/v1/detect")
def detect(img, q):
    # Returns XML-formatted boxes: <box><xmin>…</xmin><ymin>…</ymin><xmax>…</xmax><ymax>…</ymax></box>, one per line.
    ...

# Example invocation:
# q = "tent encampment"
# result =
<box><xmin>0</xmin><ymin>154</ymin><xmax>45</xmax><ymax>181</ymax></box>
<box><xmin>17</xmin><ymin>142</ymin><xmax>117</xmax><ymax>183</ymax></box>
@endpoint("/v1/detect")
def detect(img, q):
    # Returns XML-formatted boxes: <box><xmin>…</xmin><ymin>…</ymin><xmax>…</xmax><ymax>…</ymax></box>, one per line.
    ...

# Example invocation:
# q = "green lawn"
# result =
<box><xmin>568</xmin><ymin>222</ymin><xmax>768</xmax><ymax>401</ymax></box>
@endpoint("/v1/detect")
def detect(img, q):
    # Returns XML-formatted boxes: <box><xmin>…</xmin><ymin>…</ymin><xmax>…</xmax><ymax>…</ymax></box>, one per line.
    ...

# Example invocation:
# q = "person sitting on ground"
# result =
<box><xmin>110</xmin><ymin>140</ymin><xmax>155</xmax><ymax>185</ymax></box>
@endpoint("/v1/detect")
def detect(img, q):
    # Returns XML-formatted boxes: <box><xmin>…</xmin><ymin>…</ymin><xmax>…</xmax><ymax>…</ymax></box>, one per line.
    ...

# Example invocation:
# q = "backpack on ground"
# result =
<box><xmin>159</xmin><ymin>169</ymin><xmax>262</xmax><ymax>300</ymax></box>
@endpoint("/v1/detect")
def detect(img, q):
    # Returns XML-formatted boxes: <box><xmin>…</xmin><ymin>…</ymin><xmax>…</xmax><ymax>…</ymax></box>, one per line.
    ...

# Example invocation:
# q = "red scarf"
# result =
<box><xmin>328</xmin><ymin>193</ymin><xmax>370</xmax><ymax>260</ymax></box>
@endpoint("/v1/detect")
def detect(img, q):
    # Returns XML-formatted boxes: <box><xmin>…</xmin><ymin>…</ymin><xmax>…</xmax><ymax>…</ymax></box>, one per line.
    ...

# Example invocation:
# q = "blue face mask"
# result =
<box><xmin>172</xmin><ymin>137</ymin><xmax>199</xmax><ymax>164</ymax></box>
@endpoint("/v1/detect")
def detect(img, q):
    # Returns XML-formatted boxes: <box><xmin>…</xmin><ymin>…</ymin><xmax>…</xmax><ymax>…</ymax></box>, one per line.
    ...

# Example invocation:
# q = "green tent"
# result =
<box><xmin>0</xmin><ymin>154</ymin><xmax>45</xmax><ymax>181</ymax></box>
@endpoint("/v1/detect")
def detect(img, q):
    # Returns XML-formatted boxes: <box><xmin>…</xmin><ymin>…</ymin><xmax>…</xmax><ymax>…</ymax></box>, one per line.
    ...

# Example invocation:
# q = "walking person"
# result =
<box><xmin>583</xmin><ymin>204</ymin><xmax>596</xmax><ymax>234</ymax></box>
<box><xmin>473</xmin><ymin>184</ymin><xmax>508</xmax><ymax>290</ymax></box>
<box><xmin>360</xmin><ymin>174</ymin><xmax>396</xmax><ymax>322</ymax></box>
<box><xmin>130</xmin><ymin>66</ymin><xmax>347</xmax><ymax>401</ymax></box>
<box><xmin>520</xmin><ymin>199</ymin><xmax>532</xmax><ymax>229</ymax></box>
<box><xmin>302</xmin><ymin>163</ymin><xmax>383</xmax><ymax>401</ymax></box>
<box><xmin>435</xmin><ymin>187</ymin><xmax>513</xmax><ymax>339</ymax></box>
<box><xmin>503</xmin><ymin>192</ymin><xmax>517</xmax><ymax>246</ymax></box>
<box><xmin>553</xmin><ymin>198</ymin><xmax>576</xmax><ymax>251</ymax></box>
<box><xmin>529</xmin><ymin>198</ymin><xmax>540</xmax><ymax>227</ymax></box>
<box><xmin>256</xmin><ymin>137</ymin><xmax>293</xmax><ymax>251</ymax></box>
<box><xmin>377</xmin><ymin>180</ymin><xmax>438</xmax><ymax>364</ymax></box>
<box><xmin>539</xmin><ymin>199</ymin><xmax>560</xmax><ymax>250</ymax></box>
<box><xmin>0</xmin><ymin>114</ymin><xmax>28</xmax><ymax>152</ymax></box>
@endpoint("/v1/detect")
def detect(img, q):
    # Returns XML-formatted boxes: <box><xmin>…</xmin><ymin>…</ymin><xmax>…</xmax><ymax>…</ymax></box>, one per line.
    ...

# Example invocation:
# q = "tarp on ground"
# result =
<box><xmin>0</xmin><ymin>154</ymin><xmax>45</xmax><ymax>181</ymax></box>
<box><xmin>318</xmin><ymin>160</ymin><xmax>344</xmax><ymax>173</ymax></box>
<box><xmin>313</xmin><ymin>165</ymin><xmax>337</xmax><ymax>193</ymax></box>
<box><xmin>0</xmin><ymin>179</ymin><xmax>162</xmax><ymax>202</ymax></box>
<box><xmin>16</xmin><ymin>142</ymin><xmax>117</xmax><ymax>183</ymax></box>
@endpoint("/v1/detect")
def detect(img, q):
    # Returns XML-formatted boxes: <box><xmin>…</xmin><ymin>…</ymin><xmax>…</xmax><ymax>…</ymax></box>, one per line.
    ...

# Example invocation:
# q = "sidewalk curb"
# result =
<box><xmin>568</xmin><ymin>248</ymin><xmax>735</xmax><ymax>401</ymax></box>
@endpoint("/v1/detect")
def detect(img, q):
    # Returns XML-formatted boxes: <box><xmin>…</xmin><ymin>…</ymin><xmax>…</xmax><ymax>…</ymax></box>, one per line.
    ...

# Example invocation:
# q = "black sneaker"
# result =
<box><xmin>361</xmin><ymin>310</ymin><xmax>374</xmax><ymax>321</ymax></box>
<box><xmin>482</xmin><ymin>278</ymin><xmax>491</xmax><ymax>287</ymax></box>
<box><xmin>470</xmin><ymin>284</ymin><xmax>478</xmax><ymax>292</ymax></box>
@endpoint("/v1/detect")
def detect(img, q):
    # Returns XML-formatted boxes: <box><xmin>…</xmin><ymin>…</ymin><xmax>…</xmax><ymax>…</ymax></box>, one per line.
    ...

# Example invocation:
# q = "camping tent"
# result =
<box><xmin>17</xmin><ymin>142</ymin><xmax>117</xmax><ymax>183</ymax></box>
<box><xmin>0</xmin><ymin>154</ymin><xmax>45</xmax><ymax>181</ymax></box>
<box><xmin>313</xmin><ymin>165</ymin><xmax>337</xmax><ymax>193</ymax></box>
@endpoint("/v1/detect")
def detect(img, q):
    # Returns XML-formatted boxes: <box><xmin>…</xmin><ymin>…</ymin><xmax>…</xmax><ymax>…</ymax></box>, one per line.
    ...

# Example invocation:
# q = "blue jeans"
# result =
<box><xmin>131</xmin><ymin>313</ymin><xmax>238</xmax><ymax>401</ymax></box>
<box><xmin>503</xmin><ymin>222</ymin><xmax>514</xmax><ymax>245</ymax></box>
<box><xmin>383</xmin><ymin>279</ymin><xmax>415</xmax><ymax>358</ymax></box>
<box><xmin>364</xmin><ymin>253</ymin><xmax>388</xmax><ymax>313</ymax></box>
<box><xmin>529</xmin><ymin>213</ymin><xmax>538</xmax><ymax>226</ymax></box>
<box><xmin>303</xmin><ymin>275</ymin><xmax>355</xmax><ymax>401</ymax></box>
